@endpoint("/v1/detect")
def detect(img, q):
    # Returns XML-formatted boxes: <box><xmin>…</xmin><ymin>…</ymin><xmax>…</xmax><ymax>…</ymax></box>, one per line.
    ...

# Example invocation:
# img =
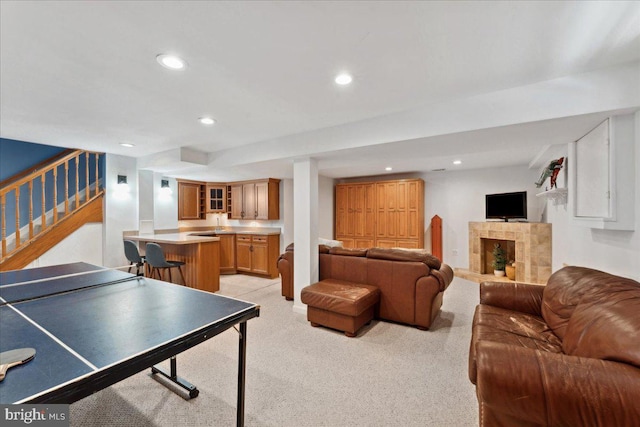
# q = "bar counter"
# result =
<box><xmin>126</xmin><ymin>233</ymin><xmax>220</xmax><ymax>293</ymax></box>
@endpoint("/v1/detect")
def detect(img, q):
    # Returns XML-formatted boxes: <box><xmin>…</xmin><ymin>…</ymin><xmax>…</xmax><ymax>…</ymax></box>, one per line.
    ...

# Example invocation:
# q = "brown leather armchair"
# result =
<box><xmin>469</xmin><ymin>266</ymin><xmax>640</xmax><ymax>426</ymax></box>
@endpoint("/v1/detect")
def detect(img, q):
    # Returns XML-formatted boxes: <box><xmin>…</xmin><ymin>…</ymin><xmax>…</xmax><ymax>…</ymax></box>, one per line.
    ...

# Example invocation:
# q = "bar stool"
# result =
<box><xmin>145</xmin><ymin>243</ymin><xmax>187</xmax><ymax>286</ymax></box>
<box><xmin>123</xmin><ymin>240</ymin><xmax>146</xmax><ymax>276</ymax></box>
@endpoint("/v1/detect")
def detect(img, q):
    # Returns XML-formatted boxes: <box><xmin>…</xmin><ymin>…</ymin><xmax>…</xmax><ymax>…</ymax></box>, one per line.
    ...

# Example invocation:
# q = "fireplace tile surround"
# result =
<box><xmin>467</xmin><ymin>221</ymin><xmax>552</xmax><ymax>284</ymax></box>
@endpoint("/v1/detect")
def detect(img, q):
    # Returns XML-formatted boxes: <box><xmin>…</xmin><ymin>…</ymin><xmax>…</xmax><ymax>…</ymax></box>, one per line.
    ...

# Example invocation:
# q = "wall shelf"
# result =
<box><xmin>536</xmin><ymin>188</ymin><xmax>568</xmax><ymax>205</ymax></box>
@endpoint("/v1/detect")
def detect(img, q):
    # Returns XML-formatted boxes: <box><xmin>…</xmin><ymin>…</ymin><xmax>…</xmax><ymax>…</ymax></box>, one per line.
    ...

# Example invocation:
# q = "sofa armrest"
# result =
<box><xmin>278</xmin><ymin>251</ymin><xmax>293</xmax><ymax>300</ymax></box>
<box><xmin>476</xmin><ymin>341</ymin><xmax>640</xmax><ymax>426</ymax></box>
<box><xmin>431</xmin><ymin>263</ymin><xmax>454</xmax><ymax>291</ymax></box>
<box><xmin>480</xmin><ymin>281</ymin><xmax>544</xmax><ymax>316</ymax></box>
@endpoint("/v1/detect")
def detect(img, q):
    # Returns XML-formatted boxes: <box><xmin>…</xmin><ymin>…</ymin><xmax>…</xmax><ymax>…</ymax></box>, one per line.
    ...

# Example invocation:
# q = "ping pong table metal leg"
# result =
<box><xmin>151</xmin><ymin>356</ymin><xmax>200</xmax><ymax>399</ymax></box>
<box><xmin>237</xmin><ymin>321</ymin><xmax>247</xmax><ymax>427</ymax></box>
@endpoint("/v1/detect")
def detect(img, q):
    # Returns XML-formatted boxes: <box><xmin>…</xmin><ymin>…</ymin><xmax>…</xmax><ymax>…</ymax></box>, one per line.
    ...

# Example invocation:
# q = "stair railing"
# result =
<box><xmin>0</xmin><ymin>150</ymin><xmax>104</xmax><ymax>262</ymax></box>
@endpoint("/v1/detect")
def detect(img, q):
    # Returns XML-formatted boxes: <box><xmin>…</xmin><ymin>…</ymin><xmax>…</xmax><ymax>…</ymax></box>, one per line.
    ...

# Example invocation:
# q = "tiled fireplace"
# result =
<box><xmin>468</xmin><ymin>222</ymin><xmax>552</xmax><ymax>284</ymax></box>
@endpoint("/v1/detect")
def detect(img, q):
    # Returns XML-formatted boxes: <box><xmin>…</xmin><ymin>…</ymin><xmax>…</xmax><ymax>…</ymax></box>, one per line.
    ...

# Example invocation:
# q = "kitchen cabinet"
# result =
<box><xmin>230</xmin><ymin>184</ymin><xmax>244</xmax><ymax>219</ymax></box>
<box><xmin>235</xmin><ymin>234</ymin><xmax>280</xmax><ymax>278</ymax></box>
<box><xmin>206</xmin><ymin>184</ymin><xmax>226</xmax><ymax>213</ymax></box>
<box><xmin>178</xmin><ymin>180</ymin><xmax>205</xmax><ymax>220</ymax></box>
<box><xmin>218</xmin><ymin>234</ymin><xmax>236</xmax><ymax>274</ymax></box>
<box><xmin>236</xmin><ymin>235</ymin><xmax>252</xmax><ymax>272</ymax></box>
<box><xmin>229</xmin><ymin>179</ymin><xmax>280</xmax><ymax>220</ymax></box>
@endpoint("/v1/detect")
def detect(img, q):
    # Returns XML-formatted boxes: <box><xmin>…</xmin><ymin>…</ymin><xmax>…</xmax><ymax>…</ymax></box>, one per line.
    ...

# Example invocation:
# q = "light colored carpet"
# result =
<box><xmin>70</xmin><ymin>275</ymin><xmax>480</xmax><ymax>426</ymax></box>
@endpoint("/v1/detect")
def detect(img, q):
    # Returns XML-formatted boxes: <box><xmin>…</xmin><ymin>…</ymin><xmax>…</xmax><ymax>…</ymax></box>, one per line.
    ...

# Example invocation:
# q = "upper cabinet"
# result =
<box><xmin>178</xmin><ymin>180</ymin><xmax>206</xmax><ymax>220</ymax></box>
<box><xmin>569</xmin><ymin>114</ymin><xmax>636</xmax><ymax>230</ymax></box>
<box><xmin>229</xmin><ymin>183</ymin><xmax>244</xmax><ymax>219</ymax></box>
<box><xmin>206</xmin><ymin>183</ymin><xmax>226</xmax><ymax>213</ymax></box>
<box><xmin>228</xmin><ymin>179</ymin><xmax>280</xmax><ymax>220</ymax></box>
<box><xmin>178</xmin><ymin>178</ymin><xmax>280</xmax><ymax>221</ymax></box>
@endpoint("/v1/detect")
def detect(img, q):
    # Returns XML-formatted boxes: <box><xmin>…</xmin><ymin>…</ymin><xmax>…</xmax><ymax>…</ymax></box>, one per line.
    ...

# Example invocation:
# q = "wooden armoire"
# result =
<box><xmin>335</xmin><ymin>178</ymin><xmax>424</xmax><ymax>249</ymax></box>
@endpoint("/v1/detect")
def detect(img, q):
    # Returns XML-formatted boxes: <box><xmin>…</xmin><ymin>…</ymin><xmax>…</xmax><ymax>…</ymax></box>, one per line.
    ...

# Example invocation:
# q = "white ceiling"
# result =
<box><xmin>1</xmin><ymin>1</ymin><xmax>639</xmax><ymax>180</ymax></box>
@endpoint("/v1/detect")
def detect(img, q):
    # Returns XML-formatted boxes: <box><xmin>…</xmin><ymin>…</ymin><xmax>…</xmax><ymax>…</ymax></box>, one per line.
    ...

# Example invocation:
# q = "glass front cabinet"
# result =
<box><xmin>206</xmin><ymin>184</ymin><xmax>227</xmax><ymax>213</ymax></box>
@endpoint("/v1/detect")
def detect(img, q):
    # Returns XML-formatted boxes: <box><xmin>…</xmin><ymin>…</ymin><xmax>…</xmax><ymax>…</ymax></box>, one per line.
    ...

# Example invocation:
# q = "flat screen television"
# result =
<box><xmin>485</xmin><ymin>191</ymin><xmax>527</xmax><ymax>221</ymax></box>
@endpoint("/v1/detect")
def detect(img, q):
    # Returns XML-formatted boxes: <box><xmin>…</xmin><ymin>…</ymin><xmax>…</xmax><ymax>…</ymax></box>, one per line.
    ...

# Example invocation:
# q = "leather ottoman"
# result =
<box><xmin>301</xmin><ymin>279</ymin><xmax>380</xmax><ymax>337</ymax></box>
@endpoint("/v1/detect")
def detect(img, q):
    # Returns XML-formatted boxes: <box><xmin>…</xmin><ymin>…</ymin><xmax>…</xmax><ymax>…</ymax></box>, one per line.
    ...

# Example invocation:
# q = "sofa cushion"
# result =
<box><xmin>541</xmin><ymin>266</ymin><xmax>612</xmax><ymax>339</ymax></box>
<box><xmin>301</xmin><ymin>280</ymin><xmax>380</xmax><ymax>317</ymax></box>
<box><xmin>469</xmin><ymin>304</ymin><xmax>563</xmax><ymax>384</ymax></box>
<box><xmin>562</xmin><ymin>279</ymin><xmax>640</xmax><ymax>367</ymax></box>
<box><xmin>323</xmin><ymin>254</ymin><xmax>368</xmax><ymax>284</ymax></box>
<box><xmin>472</xmin><ymin>305</ymin><xmax>563</xmax><ymax>349</ymax></box>
<box><xmin>367</xmin><ymin>247</ymin><xmax>441</xmax><ymax>270</ymax></box>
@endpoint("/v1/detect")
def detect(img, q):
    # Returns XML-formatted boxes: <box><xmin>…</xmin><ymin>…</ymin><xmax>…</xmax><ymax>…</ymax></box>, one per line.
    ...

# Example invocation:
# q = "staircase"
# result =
<box><xmin>0</xmin><ymin>149</ymin><xmax>105</xmax><ymax>270</ymax></box>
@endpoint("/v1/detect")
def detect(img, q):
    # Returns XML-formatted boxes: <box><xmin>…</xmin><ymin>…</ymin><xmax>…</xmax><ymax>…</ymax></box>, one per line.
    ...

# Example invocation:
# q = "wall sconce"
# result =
<box><xmin>160</xmin><ymin>179</ymin><xmax>173</xmax><ymax>196</ymax></box>
<box><xmin>114</xmin><ymin>174</ymin><xmax>130</xmax><ymax>200</ymax></box>
<box><xmin>117</xmin><ymin>175</ymin><xmax>130</xmax><ymax>191</ymax></box>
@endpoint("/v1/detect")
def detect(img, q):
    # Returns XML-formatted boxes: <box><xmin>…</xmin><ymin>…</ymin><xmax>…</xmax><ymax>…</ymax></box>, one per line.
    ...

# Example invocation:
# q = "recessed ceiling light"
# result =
<box><xmin>453</xmin><ymin>160</ymin><xmax>462</xmax><ymax>165</ymax></box>
<box><xmin>156</xmin><ymin>54</ymin><xmax>187</xmax><ymax>70</ymax></box>
<box><xmin>198</xmin><ymin>117</ymin><xmax>216</xmax><ymax>125</ymax></box>
<box><xmin>385</xmin><ymin>167</ymin><xmax>393</xmax><ymax>171</ymax></box>
<box><xmin>335</xmin><ymin>73</ymin><xmax>353</xmax><ymax>85</ymax></box>
<box><xmin>120</xmin><ymin>143</ymin><xmax>135</xmax><ymax>148</ymax></box>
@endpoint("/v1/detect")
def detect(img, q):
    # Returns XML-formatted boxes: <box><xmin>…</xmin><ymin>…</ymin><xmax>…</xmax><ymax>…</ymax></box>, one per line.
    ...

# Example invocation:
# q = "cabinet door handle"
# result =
<box><xmin>250</xmin><ymin>245</ymin><xmax>254</xmax><ymax>252</ymax></box>
<box><xmin>255</xmin><ymin>210</ymin><xmax>258</xmax><ymax>218</ymax></box>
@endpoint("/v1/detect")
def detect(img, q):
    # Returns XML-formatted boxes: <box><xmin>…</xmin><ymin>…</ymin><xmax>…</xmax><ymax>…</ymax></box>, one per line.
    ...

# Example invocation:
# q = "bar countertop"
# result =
<box><xmin>183</xmin><ymin>227</ymin><xmax>282</xmax><ymax>236</ymax></box>
<box><xmin>126</xmin><ymin>233</ymin><xmax>220</xmax><ymax>245</ymax></box>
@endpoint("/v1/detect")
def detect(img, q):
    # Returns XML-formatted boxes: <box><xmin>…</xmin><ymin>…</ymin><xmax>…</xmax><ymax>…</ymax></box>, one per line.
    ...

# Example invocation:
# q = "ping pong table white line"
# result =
<box><xmin>0</xmin><ymin>295</ymin><xmax>99</xmax><ymax>371</ymax></box>
<box><xmin>0</xmin><ymin>265</ymin><xmax>132</xmax><ymax>289</ymax></box>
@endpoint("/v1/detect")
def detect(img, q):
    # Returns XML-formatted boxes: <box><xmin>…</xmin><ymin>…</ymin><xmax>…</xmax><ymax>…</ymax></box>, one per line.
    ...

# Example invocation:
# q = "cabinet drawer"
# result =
<box><xmin>236</xmin><ymin>235</ymin><xmax>252</xmax><ymax>243</ymax></box>
<box><xmin>252</xmin><ymin>235</ymin><xmax>268</xmax><ymax>243</ymax></box>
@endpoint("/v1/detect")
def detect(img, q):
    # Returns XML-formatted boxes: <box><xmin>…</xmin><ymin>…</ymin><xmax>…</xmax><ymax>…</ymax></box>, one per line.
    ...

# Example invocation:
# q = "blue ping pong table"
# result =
<box><xmin>0</xmin><ymin>262</ymin><xmax>260</xmax><ymax>426</ymax></box>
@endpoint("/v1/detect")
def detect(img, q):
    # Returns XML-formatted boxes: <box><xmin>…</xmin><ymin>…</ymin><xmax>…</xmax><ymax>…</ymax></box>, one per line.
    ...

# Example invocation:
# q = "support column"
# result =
<box><xmin>293</xmin><ymin>158</ymin><xmax>319</xmax><ymax>315</ymax></box>
<box><xmin>138</xmin><ymin>170</ymin><xmax>154</xmax><ymax>224</ymax></box>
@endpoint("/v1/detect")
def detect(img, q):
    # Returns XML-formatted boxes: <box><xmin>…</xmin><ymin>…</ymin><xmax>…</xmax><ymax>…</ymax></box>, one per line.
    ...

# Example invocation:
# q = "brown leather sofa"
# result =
<box><xmin>277</xmin><ymin>243</ymin><xmax>301</xmax><ymax>301</ymax></box>
<box><xmin>469</xmin><ymin>266</ymin><xmax>640</xmax><ymax>426</ymax></box>
<box><xmin>277</xmin><ymin>244</ymin><xmax>454</xmax><ymax>333</ymax></box>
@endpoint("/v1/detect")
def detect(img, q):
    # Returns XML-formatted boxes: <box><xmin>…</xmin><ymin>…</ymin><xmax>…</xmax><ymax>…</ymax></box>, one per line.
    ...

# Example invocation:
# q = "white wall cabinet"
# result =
<box><xmin>569</xmin><ymin>114</ymin><xmax>636</xmax><ymax>230</ymax></box>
